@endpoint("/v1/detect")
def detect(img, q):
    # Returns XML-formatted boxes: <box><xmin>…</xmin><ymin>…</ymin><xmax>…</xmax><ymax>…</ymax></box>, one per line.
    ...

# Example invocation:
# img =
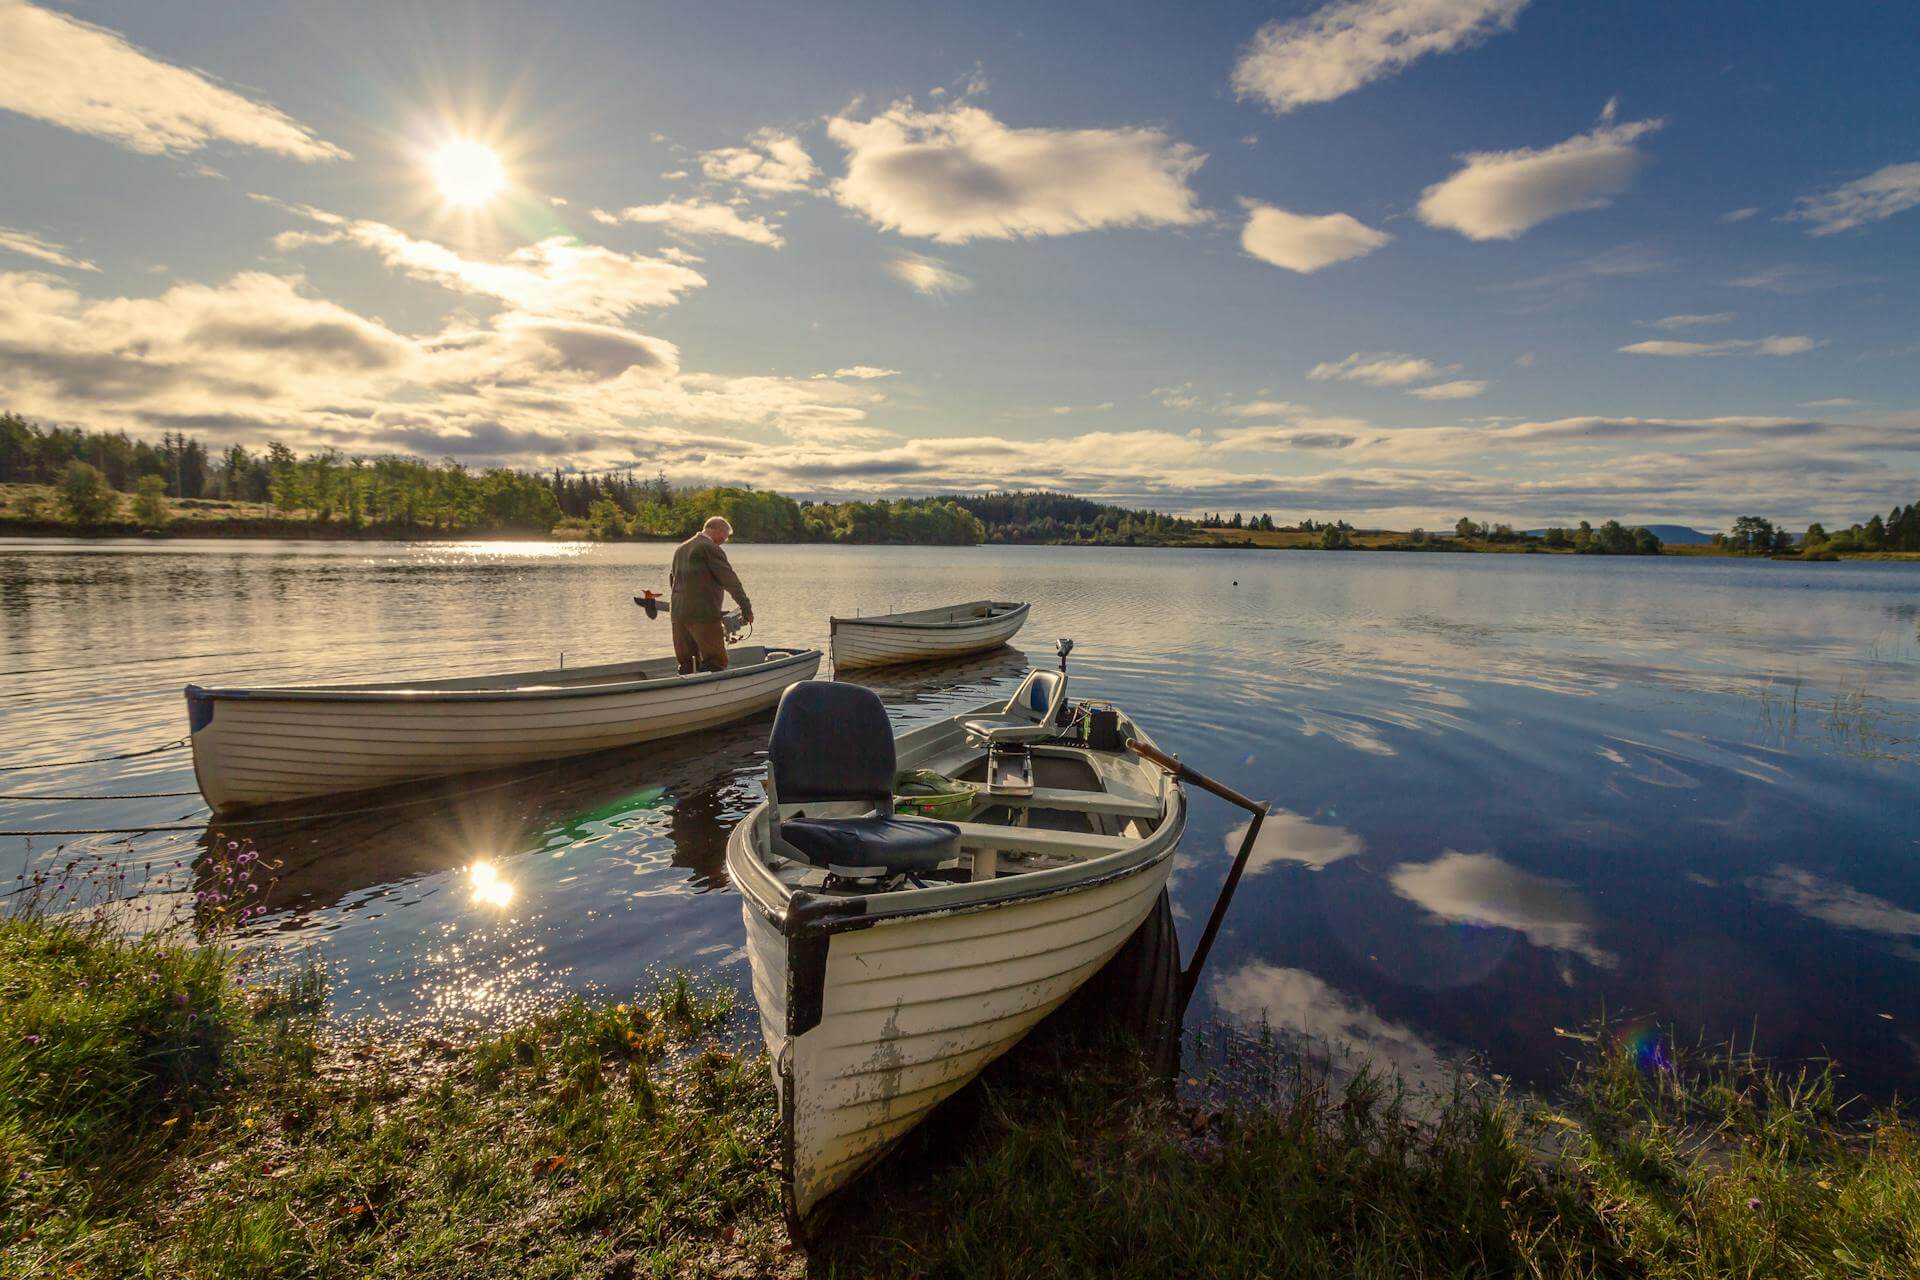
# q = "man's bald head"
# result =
<box><xmin>703</xmin><ymin>515</ymin><xmax>732</xmax><ymax>545</ymax></box>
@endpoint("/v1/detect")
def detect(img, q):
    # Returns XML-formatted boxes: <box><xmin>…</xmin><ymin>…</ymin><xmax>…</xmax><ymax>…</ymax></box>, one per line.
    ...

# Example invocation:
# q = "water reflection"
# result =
<box><xmin>1208</xmin><ymin>960</ymin><xmax>1452</xmax><ymax>1093</ymax></box>
<box><xmin>1225</xmin><ymin>810</ymin><xmax>1363</xmax><ymax>872</ymax></box>
<box><xmin>6</xmin><ymin>542</ymin><xmax>1919</xmax><ymax>1096</ymax></box>
<box><xmin>1388</xmin><ymin>851</ymin><xmax>1615</xmax><ymax>971</ymax></box>
<box><xmin>468</xmin><ymin>860</ymin><xmax>516</xmax><ymax>908</ymax></box>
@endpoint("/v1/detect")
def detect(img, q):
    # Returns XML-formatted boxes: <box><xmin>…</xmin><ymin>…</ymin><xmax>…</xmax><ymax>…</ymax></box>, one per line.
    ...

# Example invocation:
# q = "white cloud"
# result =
<box><xmin>885</xmin><ymin>251</ymin><xmax>970</xmax><ymax>296</ymax></box>
<box><xmin>699</xmin><ymin>129</ymin><xmax>819</xmax><ymax>194</ymax></box>
<box><xmin>827</xmin><ymin>102</ymin><xmax>1206</xmax><ymax>243</ymax></box>
<box><xmin>1787</xmin><ymin>161</ymin><xmax>1920</xmax><ymax>236</ymax></box>
<box><xmin>1240</xmin><ymin>201</ymin><xmax>1390</xmax><ymax>273</ymax></box>
<box><xmin>1619</xmin><ymin>335</ymin><xmax>1822</xmax><ymax>358</ymax></box>
<box><xmin>0</xmin><ymin>1</ymin><xmax>345</xmax><ymax>160</ymax></box>
<box><xmin>272</xmin><ymin>206</ymin><xmax>706</xmax><ymax>321</ymax></box>
<box><xmin>1232</xmin><ymin>0</ymin><xmax>1529</xmax><ymax>113</ymax></box>
<box><xmin>1722</xmin><ymin>206</ymin><xmax>1759</xmax><ymax>223</ymax></box>
<box><xmin>1799</xmin><ymin>398</ymin><xmax>1865</xmax><ymax>409</ymax></box>
<box><xmin>1389</xmin><ymin>850</ymin><xmax>1614</xmax><ymax>967</ymax></box>
<box><xmin>600</xmin><ymin>199</ymin><xmax>784</xmax><ymax>247</ymax></box>
<box><xmin>0</xmin><ymin>226</ymin><xmax>96</xmax><ymax>272</ymax></box>
<box><xmin>1645</xmin><ymin>312</ymin><xmax>1732</xmax><ymax>330</ymax></box>
<box><xmin>1417</xmin><ymin>103</ymin><xmax>1664</xmax><ymax>240</ymax></box>
<box><xmin>1309</xmin><ymin>352</ymin><xmax>1441</xmax><ymax>386</ymax></box>
<box><xmin>1408</xmin><ymin>379</ymin><xmax>1487</xmax><ymax>400</ymax></box>
<box><xmin>1220</xmin><ymin>399</ymin><xmax>1306</xmax><ymax>418</ymax></box>
<box><xmin>829</xmin><ymin>366</ymin><xmax>898</xmax><ymax>380</ymax></box>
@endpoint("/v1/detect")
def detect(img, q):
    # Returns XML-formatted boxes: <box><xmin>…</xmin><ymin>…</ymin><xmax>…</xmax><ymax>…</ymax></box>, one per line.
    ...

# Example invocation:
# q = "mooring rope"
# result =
<box><xmin>0</xmin><ymin>759</ymin><xmax>578</xmax><ymax>839</ymax></box>
<box><xmin>0</xmin><ymin>737</ymin><xmax>189</xmax><ymax>773</ymax></box>
<box><xmin>0</xmin><ymin>790</ymin><xmax>202</xmax><ymax>801</ymax></box>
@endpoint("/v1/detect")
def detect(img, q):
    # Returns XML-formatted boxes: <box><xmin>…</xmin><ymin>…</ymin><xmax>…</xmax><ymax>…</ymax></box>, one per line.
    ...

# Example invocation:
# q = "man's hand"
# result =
<box><xmin>741</xmin><ymin>607</ymin><xmax>754</xmax><ymax>625</ymax></box>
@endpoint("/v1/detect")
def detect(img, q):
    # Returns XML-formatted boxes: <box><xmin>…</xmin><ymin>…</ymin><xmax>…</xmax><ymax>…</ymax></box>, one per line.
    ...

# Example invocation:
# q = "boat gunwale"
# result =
<box><xmin>185</xmin><ymin>646</ymin><xmax>821</xmax><ymax>704</ymax></box>
<box><xmin>828</xmin><ymin>600</ymin><xmax>1028</xmax><ymax>632</ymax></box>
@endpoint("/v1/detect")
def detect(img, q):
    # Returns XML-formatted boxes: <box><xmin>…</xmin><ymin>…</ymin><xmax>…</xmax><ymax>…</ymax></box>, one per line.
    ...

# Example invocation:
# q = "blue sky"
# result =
<box><xmin>0</xmin><ymin>0</ymin><xmax>1915</xmax><ymax>528</ymax></box>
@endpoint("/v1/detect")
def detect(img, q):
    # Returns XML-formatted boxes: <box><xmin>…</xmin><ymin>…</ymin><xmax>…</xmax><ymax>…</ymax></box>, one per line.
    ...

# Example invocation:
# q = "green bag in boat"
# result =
<box><xmin>893</xmin><ymin>769</ymin><xmax>978</xmax><ymax>820</ymax></box>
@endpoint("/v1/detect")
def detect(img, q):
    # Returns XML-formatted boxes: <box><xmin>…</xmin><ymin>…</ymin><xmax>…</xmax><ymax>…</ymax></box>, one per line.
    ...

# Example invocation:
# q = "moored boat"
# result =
<box><xmin>828</xmin><ymin>599</ymin><xmax>1029</xmax><ymax>671</ymax></box>
<box><xmin>185</xmin><ymin>646</ymin><xmax>821</xmax><ymax>812</ymax></box>
<box><xmin>726</xmin><ymin>668</ymin><xmax>1186</xmax><ymax>1228</ymax></box>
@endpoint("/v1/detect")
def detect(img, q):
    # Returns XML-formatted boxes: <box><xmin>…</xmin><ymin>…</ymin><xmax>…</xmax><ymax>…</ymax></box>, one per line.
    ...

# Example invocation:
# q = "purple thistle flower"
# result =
<box><xmin>24</xmin><ymin>1034</ymin><xmax>42</xmax><ymax>1046</ymax></box>
<box><xmin>1747</xmin><ymin>1197</ymin><xmax>1763</xmax><ymax>1212</ymax></box>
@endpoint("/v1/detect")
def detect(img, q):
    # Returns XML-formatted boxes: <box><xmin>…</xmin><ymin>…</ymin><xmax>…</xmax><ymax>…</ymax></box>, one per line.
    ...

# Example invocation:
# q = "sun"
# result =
<box><xmin>430</xmin><ymin>139</ymin><xmax>506</xmax><ymax>207</ymax></box>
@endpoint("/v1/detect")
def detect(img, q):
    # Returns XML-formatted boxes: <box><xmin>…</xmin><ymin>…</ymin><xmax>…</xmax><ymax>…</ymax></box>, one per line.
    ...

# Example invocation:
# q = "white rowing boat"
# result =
<box><xmin>828</xmin><ymin>599</ymin><xmax>1029</xmax><ymax>671</ymax></box>
<box><xmin>185</xmin><ymin>646</ymin><xmax>821</xmax><ymax>813</ymax></box>
<box><xmin>726</xmin><ymin>670</ymin><xmax>1186</xmax><ymax>1228</ymax></box>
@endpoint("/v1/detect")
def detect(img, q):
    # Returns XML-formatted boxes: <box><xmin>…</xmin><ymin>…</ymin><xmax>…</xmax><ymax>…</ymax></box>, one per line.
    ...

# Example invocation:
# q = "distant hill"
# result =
<box><xmin>1639</xmin><ymin>525</ymin><xmax>1715</xmax><ymax>545</ymax></box>
<box><xmin>1525</xmin><ymin>524</ymin><xmax>1714</xmax><ymax>545</ymax></box>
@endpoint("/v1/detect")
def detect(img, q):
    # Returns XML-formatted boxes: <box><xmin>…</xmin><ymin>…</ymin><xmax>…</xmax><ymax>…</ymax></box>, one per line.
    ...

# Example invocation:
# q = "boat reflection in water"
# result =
<box><xmin>195</xmin><ymin>713</ymin><xmax>777</xmax><ymax>921</ymax></box>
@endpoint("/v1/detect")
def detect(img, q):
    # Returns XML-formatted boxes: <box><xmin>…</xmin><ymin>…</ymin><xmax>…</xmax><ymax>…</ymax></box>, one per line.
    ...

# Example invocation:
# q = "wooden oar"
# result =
<box><xmin>1126</xmin><ymin>736</ymin><xmax>1269</xmax><ymax>1013</ymax></box>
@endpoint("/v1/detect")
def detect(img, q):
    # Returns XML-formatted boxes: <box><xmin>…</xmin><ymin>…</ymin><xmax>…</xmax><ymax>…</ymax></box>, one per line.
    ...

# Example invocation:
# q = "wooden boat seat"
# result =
<box><xmin>999</xmin><ymin>787</ymin><xmax>1161</xmax><ymax>820</ymax></box>
<box><xmin>944</xmin><ymin>821</ymin><xmax>1134</xmax><ymax>856</ymax></box>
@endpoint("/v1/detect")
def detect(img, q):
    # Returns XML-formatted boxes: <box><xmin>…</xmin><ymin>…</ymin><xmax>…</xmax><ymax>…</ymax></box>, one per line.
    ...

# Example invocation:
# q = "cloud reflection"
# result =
<box><xmin>1210</xmin><ymin>960</ymin><xmax>1449</xmax><ymax>1090</ymax></box>
<box><xmin>1388</xmin><ymin>851</ymin><xmax>1614</xmax><ymax>968</ymax></box>
<box><xmin>1227</xmin><ymin>809</ymin><xmax>1363</xmax><ymax>872</ymax></box>
<box><xmin>1752</xmin><ymin>865</ymin><xmax>1920</xmax><ymax>941</ymax></box>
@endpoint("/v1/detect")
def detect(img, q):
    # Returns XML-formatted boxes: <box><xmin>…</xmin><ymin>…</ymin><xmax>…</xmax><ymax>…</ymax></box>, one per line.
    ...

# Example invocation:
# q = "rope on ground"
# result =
<box><xmin>0</xmin><ymin>790</ymin><xmax>201</xmax><ymax>801</ymax></box>
<box><xmin>0</xmin><ymin>736</ymin><xmax>189</xmax><ymax>773</ymax></box>
<box><xmin>1</xmin><ymin>759</ymin><xmax>576</xmax><ymax>838</ymax></box>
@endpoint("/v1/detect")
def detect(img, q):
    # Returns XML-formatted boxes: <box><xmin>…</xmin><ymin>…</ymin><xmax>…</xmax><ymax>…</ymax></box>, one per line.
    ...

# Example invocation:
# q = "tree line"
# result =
<box><xmin>8</xmin><ymin>413</ymin><xmax>1918</xmax><ymax>555</ymax></box>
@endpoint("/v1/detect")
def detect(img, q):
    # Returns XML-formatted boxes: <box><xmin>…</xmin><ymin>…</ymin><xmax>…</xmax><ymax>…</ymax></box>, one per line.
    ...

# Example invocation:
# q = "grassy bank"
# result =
<box><xmin>5</xmin><ymin>918</ymin><xmax>1919</xmax><ymax>1277</ymax></box>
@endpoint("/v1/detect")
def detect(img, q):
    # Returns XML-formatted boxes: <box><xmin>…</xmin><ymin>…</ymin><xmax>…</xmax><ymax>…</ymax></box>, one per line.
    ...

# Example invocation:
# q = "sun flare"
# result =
<box><xmin>430</xmin><ymin>139</ymin><xmax>506</xmax><ymax>207</ymax></box>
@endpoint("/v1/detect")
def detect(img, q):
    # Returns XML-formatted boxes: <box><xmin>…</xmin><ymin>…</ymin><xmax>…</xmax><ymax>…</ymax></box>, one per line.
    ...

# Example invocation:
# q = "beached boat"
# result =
<box><xmin>727</xmin><ymin>670</ymin><xmax>1186</xmax><ymax>1227</ymax></box>
<box><xmin>185</xmin><ymin>646</ymin><xmax>821</xmax><ymax>813</ymax></box>
<box><xmin>828</xmin><ymin>599</ymin><xmax>1029</xmax><ymax>671</ymax></box>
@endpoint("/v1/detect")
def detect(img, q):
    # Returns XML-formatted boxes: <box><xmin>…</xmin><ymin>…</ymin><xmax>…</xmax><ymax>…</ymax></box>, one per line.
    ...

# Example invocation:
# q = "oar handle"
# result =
<box><xmin>1125</xmin><ymin>737</ymin><xmax>1267</xmax><ymax>815</ymax></box>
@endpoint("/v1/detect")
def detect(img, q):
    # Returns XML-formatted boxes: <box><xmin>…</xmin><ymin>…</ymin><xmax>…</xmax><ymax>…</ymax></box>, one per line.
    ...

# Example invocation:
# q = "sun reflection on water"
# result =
<box><xmin>468</xmin><ymin>859</ymin><xmax>516</xmax><ymax>908</ymax></box>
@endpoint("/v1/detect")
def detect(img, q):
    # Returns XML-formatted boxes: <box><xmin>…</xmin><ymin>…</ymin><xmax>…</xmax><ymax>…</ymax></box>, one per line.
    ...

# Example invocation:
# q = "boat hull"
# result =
<box><xmin>728</xmin><ymin>699</ymin><xmax>1185</xmax><ymax>1226</ymax></box>
<box><xmin>187</xmin><ymin>648</ymin><xmax>820</xmax><ymax>812</ymax></box>
<box><xmin>740</xmin><ymin>855</ymin><xmax>1175</xmax><ymax>1221</ymax></box>
<box><xmin>829</xmin><ymin>602</ymin><xmax>1029</xmax><ymax>671</ymax></box>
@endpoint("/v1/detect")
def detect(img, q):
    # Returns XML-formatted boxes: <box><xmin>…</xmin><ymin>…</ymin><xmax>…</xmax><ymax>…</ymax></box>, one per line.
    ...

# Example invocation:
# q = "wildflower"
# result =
<box><xmin>227</xmin><ymin>841</ymin><xmax>239</xmax><ymax>851</ymax></box>
<box><xmin>1747</xmin><ymin>1197</ymin><xmax>1763</xmax><ymax>1211</ymax></box>
<box><xmin>175</xmin><ymin>993</ymin><xmax>189</xmax><ymax>1006</ymax></box>
<box><xmin>24</xmin><ymin>1034</ymin><xmax>42</xmax><ymax>1046</ymax></box>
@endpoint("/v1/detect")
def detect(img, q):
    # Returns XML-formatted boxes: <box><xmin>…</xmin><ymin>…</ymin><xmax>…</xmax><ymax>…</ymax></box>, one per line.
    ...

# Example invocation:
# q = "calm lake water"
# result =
<box><xmin>4</xmin><ymin>539</ymin><xmax>1919</xmax><ymax>1097</ymax></box>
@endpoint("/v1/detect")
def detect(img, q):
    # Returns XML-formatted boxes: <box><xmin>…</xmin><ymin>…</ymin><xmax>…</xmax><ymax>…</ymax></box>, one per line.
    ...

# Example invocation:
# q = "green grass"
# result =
<box><xmin>4</xmin><ymin>914</ymin><xmax>1917</xmax><ymax>1278</ymax></box>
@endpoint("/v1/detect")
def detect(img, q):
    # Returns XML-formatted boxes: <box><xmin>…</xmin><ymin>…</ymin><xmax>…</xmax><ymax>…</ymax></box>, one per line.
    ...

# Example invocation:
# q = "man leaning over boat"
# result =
<box><xmin>669</xmin><ymin>516</ymin><xmax>753</xmax><ymax>674</ymax></box>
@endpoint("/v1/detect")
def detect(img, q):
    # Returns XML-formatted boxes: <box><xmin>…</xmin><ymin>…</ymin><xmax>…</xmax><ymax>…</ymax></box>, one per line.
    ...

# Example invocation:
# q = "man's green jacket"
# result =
<box><xmin>669</xmin><ymin>533</ymin><xmax>751</xmax><ymax>623</ymax></box>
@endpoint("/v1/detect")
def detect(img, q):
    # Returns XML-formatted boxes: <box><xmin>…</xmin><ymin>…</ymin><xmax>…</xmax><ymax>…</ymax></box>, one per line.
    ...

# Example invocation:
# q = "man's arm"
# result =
<box><xmin>702</xmin><ymin>542</ymin><xmax>752</xmax><ymax>620</ymax></box>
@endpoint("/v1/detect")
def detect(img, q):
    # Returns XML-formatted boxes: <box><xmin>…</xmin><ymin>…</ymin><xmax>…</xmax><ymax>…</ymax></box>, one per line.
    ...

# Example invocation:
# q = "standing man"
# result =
<box><xmin>669</xmin><ymin>516</ymin><xmax>753</xmax><ymax>674</ymax></box>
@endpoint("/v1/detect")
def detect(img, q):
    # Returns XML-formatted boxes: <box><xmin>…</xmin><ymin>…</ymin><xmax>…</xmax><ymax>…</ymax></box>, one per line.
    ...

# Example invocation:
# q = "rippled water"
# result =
<box><xmin>4</xmin><ymin>539</ymin><xmax>1918</xmax><ymax>1096</ymax></box>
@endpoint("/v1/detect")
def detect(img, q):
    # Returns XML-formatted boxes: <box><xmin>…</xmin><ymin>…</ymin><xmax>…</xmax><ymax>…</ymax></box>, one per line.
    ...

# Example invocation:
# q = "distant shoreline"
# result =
<box><xmin>6</xmin><ymin>520</ymin><xmax>1917</xmax><ymax>561</ymax></box>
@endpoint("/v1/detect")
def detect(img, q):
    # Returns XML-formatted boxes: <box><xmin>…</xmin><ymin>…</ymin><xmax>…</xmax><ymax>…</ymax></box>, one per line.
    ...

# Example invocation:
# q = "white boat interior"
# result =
<box><xmin>742</xmin><ymin>676</ymin><xmax>1176</xmax><ymax>903</ymax></box>
<box><xmin>199</xmin><ymin>646</ymin><xmax>812</xmax><ymax>700</ymax></box>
